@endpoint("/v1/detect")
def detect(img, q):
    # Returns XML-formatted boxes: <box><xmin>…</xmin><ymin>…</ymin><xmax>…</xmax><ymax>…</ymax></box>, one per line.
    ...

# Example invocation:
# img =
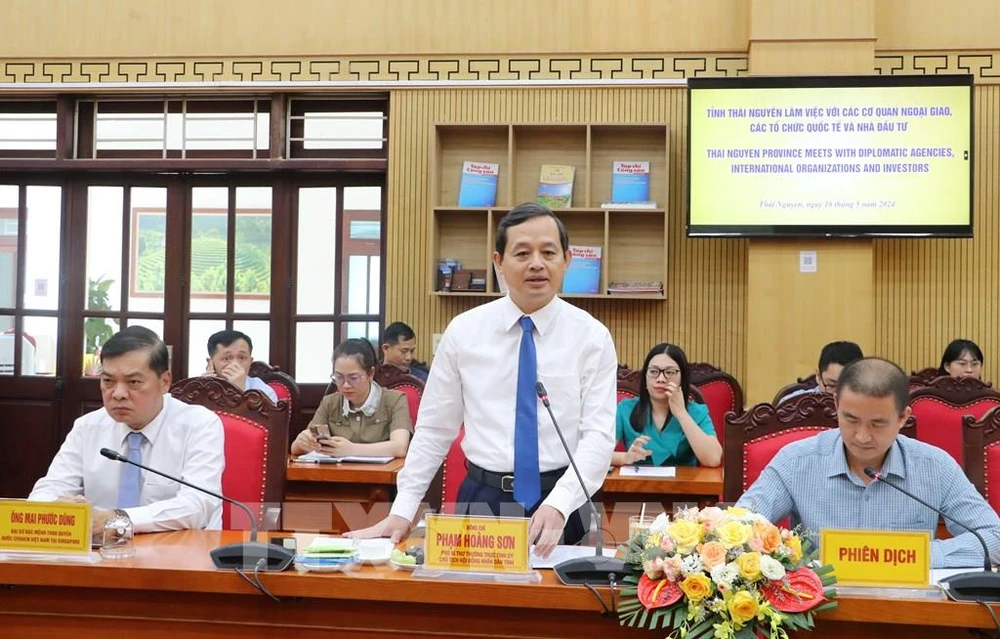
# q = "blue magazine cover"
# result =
<box><xmin>457</xmin><ymin>161</ymin><xmax>499</xmax><ymax>206</ymax></box>
<box><xmin>562</xmin><ymin>245</ymin><xmax>601</xmax><ymax>294</ymax></box>
<box><xmin>610</xmin><ymin>161</ymin><xmax>650</xmax><ymax>203</ymax></box>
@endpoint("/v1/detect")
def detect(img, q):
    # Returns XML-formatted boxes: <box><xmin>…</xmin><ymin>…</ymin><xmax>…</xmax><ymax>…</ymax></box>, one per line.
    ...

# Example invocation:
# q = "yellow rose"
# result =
<box><xmin>698</xmin><ymin>540</ymin><xmax>728</xmax><ymax>570</ymax></box>
<box><xmin>726</xmin><ymin>506</ymin><xmax>749</xmax><ymax>517</ymax></box>
<box><xmin>667</xmin><ymin>519</ymin><xmax>703</xmax><ymax>554</ymax></box>
<box><xmin>727</xmin><ymin>590</ymin><xmax>759</xmax><ymax>626</ymax></box>
<box><xmin>715</xmin><ymin>521</ymin><xmax>752</xmax><ymax>549</ymax></box>
<box><xmin>785</xmin><ymin>534</ymin><xmax>803</xmax><ymax>562</ymax></box>
<box><xmin>679</xmin><ymin>573</ymin><xmax>713</xmax><ymax>602</ymax></box>
<box><xmin>736</xmin><ymin>551</ymin><xmax>762</xmax><ymax>582</ymax></box>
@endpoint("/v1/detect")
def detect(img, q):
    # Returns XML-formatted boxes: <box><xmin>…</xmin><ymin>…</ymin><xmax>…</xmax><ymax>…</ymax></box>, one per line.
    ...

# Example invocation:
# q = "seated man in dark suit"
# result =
<box><xmin>380</xmin><ymin>322</ymin><xmax>430</xmax><ymax>383</ymax></box>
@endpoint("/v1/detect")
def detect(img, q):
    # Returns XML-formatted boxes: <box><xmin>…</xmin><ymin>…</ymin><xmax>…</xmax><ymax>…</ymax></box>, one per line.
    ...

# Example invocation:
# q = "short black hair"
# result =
<box><xmin>382</xmin><ymin>322</ymin><xmax>416</xmax><ymax>346</ymax></box>
<box><xmin>836</xmin><ymin>357</ymin><xmax>909</xmax><ymax>413</ymax></box>
<box><xmin>100</xmin><ymin>326</ymin><xmax>169</xmax><ymax>376</ymax></box>
<box><xmin>939</xmin><ymin>338</ymin><xmax>984</xmax><ymax>374</ymax></box>
<box><xmin>494</xmin><ymin>202</ymin><xmax>570</xmax><ymax>256</ymax></box>
<box><xmin>208</xmin><ymin>329</ymin><xmax>253</xmax><ymax>356</ymax></box>
<box><xmin>334</xmin><ymin>338</ymin><xmax>378</xmax><ymax>371</ymax></box>
<box><xmin>818</xmin><ymin>341</ymin><xmax>864</xmax><ymax>373</ymax></box>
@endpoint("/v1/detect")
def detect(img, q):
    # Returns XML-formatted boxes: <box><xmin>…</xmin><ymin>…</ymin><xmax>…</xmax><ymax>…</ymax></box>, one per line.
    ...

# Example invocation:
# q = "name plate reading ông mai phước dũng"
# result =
<box><xmin>0</xmin><ymin>500</ymin><xmax>92</xmax><ymax>555</ymax></box>
<box><xmin>421</xmin><ymin>514</ymin><xmax>532</xmax><ymax>575</ymax></box>
<box><xmin>820</xmin><ymin>529</ymin><xmax>931</xmax><ymax>588</ymax></box>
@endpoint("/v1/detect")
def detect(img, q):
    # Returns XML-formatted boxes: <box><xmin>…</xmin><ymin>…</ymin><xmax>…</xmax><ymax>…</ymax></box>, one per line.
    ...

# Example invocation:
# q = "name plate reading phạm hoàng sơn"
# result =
<box><xmin>423</xmin><ymin>514</ymin><xmax>531</xmax><ymax>573</ymax></box>
<box><xmin>0</xmin><ymin>500</ymin><xmax>92</xmax><ymax>554</ymax></box>
<box><xmin>820</xmin><ymin>529</ymin><xmax>930</xmax><ymax>587</ymax></box>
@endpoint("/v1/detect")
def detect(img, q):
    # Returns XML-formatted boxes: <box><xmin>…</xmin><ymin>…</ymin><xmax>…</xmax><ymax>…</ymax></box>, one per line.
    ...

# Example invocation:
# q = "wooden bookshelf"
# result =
<box><xmin>429</xmin><ymin>123</ymin><xmax>669</xmax><ymax>298</ymax></box>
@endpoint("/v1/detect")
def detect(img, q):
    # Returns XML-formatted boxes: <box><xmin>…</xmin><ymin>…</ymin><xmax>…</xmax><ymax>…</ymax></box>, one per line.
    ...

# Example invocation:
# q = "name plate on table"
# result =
<box><xmin>0</xmin><ymin>500</ymin><xmax>92</xmax><ymax>555</ymax></box>
<box><xmin>423</xmin><ymin>514</ymin><xmax>531</xmax><ymax>573</ymax></box>
<box><xmin>820</xmin><ymin>529</ymin><xmax>931</xmax><ymax>587</ymax></box>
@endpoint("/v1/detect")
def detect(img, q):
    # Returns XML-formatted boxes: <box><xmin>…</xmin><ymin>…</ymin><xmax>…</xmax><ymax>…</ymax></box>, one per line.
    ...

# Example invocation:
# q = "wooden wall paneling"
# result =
<box><xmin>0</xmin><ymin>0</ymin><xmax>750</xmax><ymax>58</ymax></box>
<box><xmin>873</xmin><ymin>85</ymin><xmax>999</xmax><ymax>380</ymax></box>
<box><xmin>875</xmin><ymin>0</ymin><xmax>1000</xmax><ymax>51</ymax></box>
<box><xmin>0</xmin><ymin>399</ymin><xmax>60</xmax><ymax>497</ymax></box>
<box><xmin>386</xmin><ymin>87</ymin><xmax>748</xmax><ymax>388</ymax></box>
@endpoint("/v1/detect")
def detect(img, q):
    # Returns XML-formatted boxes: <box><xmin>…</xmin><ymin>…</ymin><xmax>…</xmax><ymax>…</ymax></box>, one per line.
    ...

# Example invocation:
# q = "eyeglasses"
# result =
<box><xmin>331</xmin><ymin>372</ymin><xmax>367</xmax><ymax>387</ymax></box>
<box><xmin>953</xmin><ymin>359</ymin><xmax>982</xmax><ymax>369</ymax></box>
<box><xmin>646</xmin><ymin>367</ymin><xmax>680</xmax><ymax>380</ymax></box>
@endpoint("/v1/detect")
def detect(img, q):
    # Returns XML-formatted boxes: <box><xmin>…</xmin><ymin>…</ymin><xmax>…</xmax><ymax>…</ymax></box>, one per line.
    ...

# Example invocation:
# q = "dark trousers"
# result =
<box><xmin>454</xmin><ymin>476</ymin><xmax>587</xmax><ymax>545</ymax></box>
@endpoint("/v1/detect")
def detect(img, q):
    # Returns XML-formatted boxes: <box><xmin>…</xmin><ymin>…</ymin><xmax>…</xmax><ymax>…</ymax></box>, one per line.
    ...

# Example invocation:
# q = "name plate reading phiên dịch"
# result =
<box><xmin>423</xmin><ymin>514</ymin><xmax>531</xmax><ymax>574</ymax></box>
<box><xmin>0</xmin><ymin>500</ymin><xmax>92</xmax><ymax>555</ymax></box>
<box><xmin>820</xmin><ymin>529</ymin><xmax>931</xmax><ymax>588</ymax></box>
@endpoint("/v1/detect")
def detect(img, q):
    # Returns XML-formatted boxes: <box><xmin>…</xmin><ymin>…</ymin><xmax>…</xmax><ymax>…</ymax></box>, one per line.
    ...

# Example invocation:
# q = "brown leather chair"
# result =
<box><xmin>690</xmin><ymin>362</ymin><xmax>744</xmax><ymax>445</ymax></box>
<box><xmin>909</xmin><ymin>376</ymin><xmax>1000</xmax><ymax>466</ymax></box>
<box><xmin>962</xmin><ymin>406</ymin><xmax>1000</xmax><ymax>515</ymax></box>
<box><xmin>908</xmin><ymin>367</ymin><xmax>942</xmax><ymax>389</ymax></box>
<box><xmin>170</xmin><ymin>376</ymin><xmax>289</xmax><ymax>531</ymax></box>
<box><xmin>723</xmin><ymin>393</ymin><xmax>839</xmax><ymax>503</ymax></box>
<box><xmin>771</xmin><ymin>375</ymin><xmax>819</xmax><ymax>405</ymax></box>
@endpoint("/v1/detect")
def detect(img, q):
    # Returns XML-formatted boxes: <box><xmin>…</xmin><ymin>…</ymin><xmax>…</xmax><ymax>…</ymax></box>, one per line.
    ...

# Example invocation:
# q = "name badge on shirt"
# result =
<box><xmin>0</xmin><ymin>500</ymin><xmax>92</xmax><ymax>555</ymax></box>
<box><xmin>820</xmin><ymin>529</ymin><xmax>931</xmax><ymax>587</ymax></box>
<box><xmin>422</xmin><ymin>514</ymin><xmax>531</xmax><ymax>574</ymax></box>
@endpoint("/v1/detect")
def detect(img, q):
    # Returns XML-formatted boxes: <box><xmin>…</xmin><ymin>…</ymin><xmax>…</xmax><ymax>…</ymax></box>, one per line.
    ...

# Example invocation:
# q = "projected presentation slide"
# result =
<box><xmin>687</xmin><ymin>75</ymin><xmax>973</xmax><ymax>237</ymax></box>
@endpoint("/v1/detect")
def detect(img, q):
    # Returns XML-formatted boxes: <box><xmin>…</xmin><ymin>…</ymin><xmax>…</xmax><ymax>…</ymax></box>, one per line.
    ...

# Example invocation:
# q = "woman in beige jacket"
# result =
<box><xmin>291</xmin><ymin>338</ymin><xmax>412</xmax><ymax>458</ymax></box>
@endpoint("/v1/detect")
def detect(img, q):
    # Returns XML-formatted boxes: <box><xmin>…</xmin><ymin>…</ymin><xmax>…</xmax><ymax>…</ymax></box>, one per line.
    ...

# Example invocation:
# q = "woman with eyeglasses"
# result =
<box><xmin>938</xmin><ymin>338</ymin><xmax>985</xmax><ymax>380</ymax></box>
<box><xmin>291</xmin><ymin>338</ymin><xmax>412</xmax><ymax>458</ymax></box>
<box><xmin>611</xmin><ymin>343</ymin><xmax>722</xmax><ymax>467</ymax></box>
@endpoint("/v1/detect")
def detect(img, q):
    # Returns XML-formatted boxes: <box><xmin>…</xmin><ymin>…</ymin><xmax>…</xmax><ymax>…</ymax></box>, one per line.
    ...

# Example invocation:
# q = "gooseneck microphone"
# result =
<box><xmin>100</xmin><ymin>447</ymin><xmax>294</xmax><ymax>572</ymax></box>
<box><xmin>535</xmin><ymin>382</ymin><xmax>629</xmax><ymax>586</ymax></box>
<box><xmin>864</xmin><ymin>466</ymin><xmax>1000</xmax><ymax>601</ymax></box>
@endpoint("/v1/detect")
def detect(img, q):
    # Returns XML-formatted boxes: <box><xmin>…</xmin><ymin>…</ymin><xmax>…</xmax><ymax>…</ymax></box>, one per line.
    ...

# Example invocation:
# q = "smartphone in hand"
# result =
<box><xmin>309</xmin><ymin>424</ymin><xmax>333</xmax><ymax>441</ymax></box>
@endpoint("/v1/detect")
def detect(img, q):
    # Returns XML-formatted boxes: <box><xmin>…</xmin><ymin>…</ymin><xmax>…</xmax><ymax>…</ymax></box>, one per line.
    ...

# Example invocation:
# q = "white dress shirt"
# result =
<box><xmin>28</xmin><ymin>395</ymin><xmax>225</xmax><ymax>533</ymax></box>
<box><xmin>391</xmin><ymin>295</ymin><xmax>618</xmax><ymax>522</ymax></box>
<box><xmin>246</xmin><ymin>375</ymin><xmax>279</xmax><ymax>404</ymax></box>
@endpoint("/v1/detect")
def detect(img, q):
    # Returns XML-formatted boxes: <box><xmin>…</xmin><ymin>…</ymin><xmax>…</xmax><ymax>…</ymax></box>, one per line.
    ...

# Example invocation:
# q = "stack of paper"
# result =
<box><xmin>296</xmin><ymin>537</ymin><xmax>359</xmax><ymax>567</ymax></box>
<box><xmin>295</xmin><ymin>451</ymin><xmax>395</xmax><ymax>464</ymax></box>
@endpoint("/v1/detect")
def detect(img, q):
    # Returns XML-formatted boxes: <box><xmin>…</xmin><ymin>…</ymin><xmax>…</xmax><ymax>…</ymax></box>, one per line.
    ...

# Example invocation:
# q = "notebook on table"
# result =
<box><xmin>294</xmin><ymin>451</ymin><xmax>395</xmax><ymax>464</ymax></box>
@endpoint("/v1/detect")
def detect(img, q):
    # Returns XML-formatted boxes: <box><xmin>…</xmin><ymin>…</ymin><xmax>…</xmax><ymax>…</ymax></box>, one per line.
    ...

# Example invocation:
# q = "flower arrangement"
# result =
<box><xmin>617</xmin><ymin>506</ymin><xmax>837</xmax><ymax>639</ymax></box>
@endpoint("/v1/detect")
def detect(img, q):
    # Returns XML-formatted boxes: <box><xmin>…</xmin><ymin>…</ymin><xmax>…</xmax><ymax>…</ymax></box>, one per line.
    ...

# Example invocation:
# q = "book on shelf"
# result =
<box><xmin>602</xmin><ymin>161</ymin><xmax>656</xmax><ymax>209</ymax></box>
<box><xmin>537</xmin><ymin>164</ymin><xmax>575</xmax><ymax>208</ymax></box>
<box><xmin>607</xmin><ymin>280</ymin><xmax>663</xmax><ymax>295</ymax></box>
<box><xmin>562</xmin><ymin>245</ymin><xmax>602</xmax><ymax>295</ymax></box>
<box><xmin>457</xmin><ymin>161</ymin><xmax>499</xmax><ymax>207</ymax></box>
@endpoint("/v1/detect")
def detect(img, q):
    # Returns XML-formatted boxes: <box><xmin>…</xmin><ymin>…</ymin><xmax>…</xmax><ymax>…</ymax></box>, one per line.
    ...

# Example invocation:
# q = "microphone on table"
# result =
<box><xmin>100</xmin><ymin>447</ymin><xmax>295</xmax><ymax>572</ymax></box>
<box><xmin>864</xmin><ymin>466</ymin><xmax>1000</xmax><ymax>602</ymax></box>
<box><xmin>535</xmin><ymin>382</ymin><xmax>629</xmax><ymax>586</ymax></box>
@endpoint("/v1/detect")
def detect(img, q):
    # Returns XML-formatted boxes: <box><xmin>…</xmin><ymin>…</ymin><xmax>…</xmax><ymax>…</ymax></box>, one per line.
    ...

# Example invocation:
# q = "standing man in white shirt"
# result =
<box><xmin>352</xmin><ymin>203</ymin><xmax>618</xmax><ymax>557</ymax></box>
<box><xmin>29</xmin><ymin>326</ymin><xmax>225</xmax><ymax>537</ymax></box>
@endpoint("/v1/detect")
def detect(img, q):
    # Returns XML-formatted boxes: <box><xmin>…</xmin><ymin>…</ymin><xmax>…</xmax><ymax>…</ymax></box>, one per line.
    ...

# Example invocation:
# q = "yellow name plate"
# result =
<box><xmin>820</xmin><ymin>529</ymin><xmax>931</xmax><ymax>587</ymax></box>
<box><xmin>0</xmin><ymin>500</ymin><xmax>92</xmax><ymax>554</ymax></box>
<box><xmin>424</xmin><ymin>514</ymin><xmax>531</xmax><ymax>573</ymax></box>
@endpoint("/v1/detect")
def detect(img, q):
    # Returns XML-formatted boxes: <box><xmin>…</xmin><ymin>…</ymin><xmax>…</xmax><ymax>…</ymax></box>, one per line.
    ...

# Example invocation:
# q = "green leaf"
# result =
<box><xmin>813</xmin><ymin>602</ymin><xmax>839</xmax><ymax>613</ymax></box>
<box><xmin>638</xmin><ymin>610</ymin><xmax>649</xmax><ymax>628</ymax></box>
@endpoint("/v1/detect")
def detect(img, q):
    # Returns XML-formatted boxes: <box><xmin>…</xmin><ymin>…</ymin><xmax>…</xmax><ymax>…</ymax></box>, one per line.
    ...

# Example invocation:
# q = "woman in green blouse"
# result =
<box><xmin>291</xmin><ymin>338</ymin><xmax>412</xmax><ymax>458</ymax></box>
<box><xmin>612</xmin><ymin>343</ymin><xmax>722</xmax><ymax>468</ymax></box>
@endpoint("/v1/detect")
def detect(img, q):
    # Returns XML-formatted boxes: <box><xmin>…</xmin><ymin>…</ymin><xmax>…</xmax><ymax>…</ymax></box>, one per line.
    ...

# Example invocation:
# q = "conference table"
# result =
<box><xmin>284</xmin><ymin>457</ymin><xmax>405</xmax><ymax>533</ymax></box>
<box><xmin>283</xmin><ymin>459</ymin><xmax>724</xmax><ymax>539</ymax></box>
<box><xmin>0</xmin><ymin>530</ymin><xmax>995</xmax><ymax>638</ymax></box>
<box><xmin>600</xmin><ymin>466</ymin><xmax>724</xmax><ymax>544</ymax></box>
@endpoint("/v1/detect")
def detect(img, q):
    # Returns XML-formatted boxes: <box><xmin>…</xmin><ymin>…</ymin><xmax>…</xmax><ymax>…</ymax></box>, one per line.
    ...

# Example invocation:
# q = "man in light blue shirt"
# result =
<box><xmin>738</xmin><ymin>357</ymin><xmax>1000</xmax><ymax>568</ymax></box>
<box><xmin>204</xmin><ymin>330</ymin><xmax>278</xmax><ymax>404</ymax></box>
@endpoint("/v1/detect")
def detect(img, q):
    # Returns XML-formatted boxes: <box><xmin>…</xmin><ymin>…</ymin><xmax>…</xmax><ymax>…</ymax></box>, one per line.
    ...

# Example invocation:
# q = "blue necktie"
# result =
<box><xmin>117</xmin><ymin>431</ymin><xmax>144</xmax><ymax>509</ymax></box>
<box><xmin>514</xmin><ymin>316</ymin><xmax>541</xmax><ymax>510</ymax></box>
